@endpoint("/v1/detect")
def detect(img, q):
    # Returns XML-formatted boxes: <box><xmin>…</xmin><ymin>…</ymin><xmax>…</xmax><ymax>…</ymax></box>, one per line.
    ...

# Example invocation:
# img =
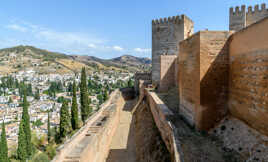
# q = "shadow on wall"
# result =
<box><xmin>159</xmin><ymin>56</ymin><xmax>176</xmax><ymax>92</ymax></box>
<box><xmin>106</xmin><ymin>96</ymin><xmax>137</xmax><ymax>162</ymax></box>
<box><xmin>199</xmin><ymin>39</ymin><xmax>230</xmax><ymax>130</ymax></box>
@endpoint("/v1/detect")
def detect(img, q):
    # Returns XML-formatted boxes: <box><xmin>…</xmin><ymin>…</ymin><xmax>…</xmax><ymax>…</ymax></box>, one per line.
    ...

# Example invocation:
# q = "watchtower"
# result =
<box><xmin>152</xmin><ymin>15</ymin><xmax>194</xmax><ymax>86</ymax></box>
<box><xmin>230</xmin><ymin>3</ymin><xmax>268</xmax><ymax>31</ymax></box>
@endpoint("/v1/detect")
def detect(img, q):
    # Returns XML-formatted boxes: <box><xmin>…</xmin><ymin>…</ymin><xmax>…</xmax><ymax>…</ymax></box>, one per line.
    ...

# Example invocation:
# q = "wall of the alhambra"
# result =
<box><xmin>198</xmin><ymin>31</ymin><xmax>232</xmax><ymax>130</ymax></box>
<box><xmin>159</xmin><ymin>55</ymin><xmax>177</xmax><ymax>92</ymax></box>
<box><xmin>229</xmin><ymin>7</ymin><xmax>246</xmax><ymax>31</ymax></box>
<box><xmin>178</xmin><ymin>33</ymin><xmax>200</xmax><ymax>127</ymax></box>
<box><xmin>178</xmin><ymin>31</ymin><xmax>232</xmax><ymax>130</ymax></box>
<box><xmin>229</xmin><ymin>18</ymin><xmax>268</xmax><ymax>136</ymax></box>
<box><xmin>152</xmin><ymin>16</ymin><xmax>194</xmax><ymax>86</ymax></box>
<box><xmin>246</xmin><ymin>5</ymin><xmax>268</xmax><ymax>27</ymax></box>
<box><xmin>152</xmin><ymin>21</ymin><xmax>184</xmax><ymax>85</ymax></box>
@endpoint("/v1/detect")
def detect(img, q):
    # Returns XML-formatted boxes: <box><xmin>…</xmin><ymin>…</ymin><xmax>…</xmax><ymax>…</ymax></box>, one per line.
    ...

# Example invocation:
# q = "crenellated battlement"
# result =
<box><xmin>230</xmin><ymin>3</ymin><xmax>267</xmax><ymax>15</ymax></box>
<box><xmin>152</xmin><ymin>15</ymin><xmax>191</xmax><ymax>25</ymax></box>
<box><xmin>229</xmin><ymin>3</ymin><xmax>268</xmax><ymax>31</ymax></box>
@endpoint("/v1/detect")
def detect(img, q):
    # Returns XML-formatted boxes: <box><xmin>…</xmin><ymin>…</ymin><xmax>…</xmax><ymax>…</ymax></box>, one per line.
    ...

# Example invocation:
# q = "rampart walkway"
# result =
<box><xmin>106</xmin><ymin>99</ymin><xmax>137</xmax><ymax>162</ymax></box>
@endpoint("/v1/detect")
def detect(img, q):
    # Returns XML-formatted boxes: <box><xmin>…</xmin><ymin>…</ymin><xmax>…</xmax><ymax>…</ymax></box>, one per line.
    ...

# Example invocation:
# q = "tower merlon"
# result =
<box><xmin>152</xmin><ymin>15</ymin><xmax>188</xmax><ymax>25</ymax></box>
<box><xmin>230</xmin><ymin>3</ymin><xmax>267</xmax><ymax>15</ymax></box>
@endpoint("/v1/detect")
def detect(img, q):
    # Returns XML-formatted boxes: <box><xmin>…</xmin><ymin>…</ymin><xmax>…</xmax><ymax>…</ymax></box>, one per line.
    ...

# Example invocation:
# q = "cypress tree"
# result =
<box><xmin>71</xmin><ymin>81</ymin><xmax>79</xmax><ymax>130</ymax></box>
<box><xmin>59</xmin><ymin>100</ymin><xmax>70</xmax><ymax>138</ymax></box>
<box><xmin>47</xmin><ymin>111</ymin><xmax>51</xmax><ymax>142</ymax></box>
<box><xmin>0</xmin><ymin>122</ymin><xmax>9</xmax><ymax>162</ymax></box>
<box><xmin>80</xmin><ymin>67</ymin><xmax>89</xmax><ymax>124</ymax></box>
<box><xmin>22</xmin><ymin>90</ymin><xmax>32</xmax><ymax>157</ymax></box>
<box><xmin>17</xmin><ymin>121</ymin><xmax>27</xmax><ymax>162</ymax></box>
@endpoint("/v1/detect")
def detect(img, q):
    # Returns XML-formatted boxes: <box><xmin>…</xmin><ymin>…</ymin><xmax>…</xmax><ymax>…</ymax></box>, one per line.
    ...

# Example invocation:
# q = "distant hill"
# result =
<box><xmin>0</xmin><ymin>45</ymin><xmax>151</xmax><ymax>74</ymax></box>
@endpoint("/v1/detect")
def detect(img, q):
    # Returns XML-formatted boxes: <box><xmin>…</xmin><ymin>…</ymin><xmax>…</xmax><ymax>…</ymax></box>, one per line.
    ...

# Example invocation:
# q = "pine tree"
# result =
<box><xmin>0</xmin><ymin>122</ymin><xmax>9</xmax><ymax>162</ymax></box>
<box><xmin>17</xmin><ymin>121</ymin><xmax>27</xmax><ymax>162</ymax></box>
<box><xmin>71</xmin><ymin>81</ymin><xmax>79</xmax><ymax>130</ymax></box>
<box><xmin>59</xmin><ymin>100</ymin><xmax>70</xmax><ymax>138</ymax></box>
<box><xmin>80</xmin><ymin>67</ymin><xmax>90</xmax><ymax>124</ymax></box>
<box><xmin>22</xmin><ymin>90</ymin><xmax>32</xmax><ymax>157</ymax></box>
<box><xmin>47</xmin><ymin>111</ymin><xmax>51</xmax><ymax>142</ymax></box>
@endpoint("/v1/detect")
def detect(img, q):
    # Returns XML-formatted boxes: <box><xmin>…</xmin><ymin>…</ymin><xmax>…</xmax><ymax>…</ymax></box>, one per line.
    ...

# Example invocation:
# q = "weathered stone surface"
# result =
<box><xmin>210</xmin><ymin>116</ymin><xmax>268</xmax><ymax>162</ymax></box>
<box><xmin>134</xmin><ymin>72</ymin><xmax>151</xmax><ymax>94</ymax></box>
<box><xmin>52</xmin><ymin>90</ymin><xmax>122</xmax><ymax>162</ymax></box>
<box><xmin>152</xmin><ymin>15</ymin><xmax>193</xmax><ymax>85</ymax></box>
<box><xmin>159</xmin><ymin>55</ymin><xmax>177</xmax><ymax>92</ymax></box>
<box><xmin>229</xmin><ymin>4</ymin><xmax>268</xmax><ymax>31</ymax></box>
<box><xmin>229</xmin><ymin>17</ymin><xmax>268</xmax><ymax>136</ymax></box>
<box><xmin>178</xmin><ymin>31</ymin><xmax>232</xmax><ymax>130</ymax></box>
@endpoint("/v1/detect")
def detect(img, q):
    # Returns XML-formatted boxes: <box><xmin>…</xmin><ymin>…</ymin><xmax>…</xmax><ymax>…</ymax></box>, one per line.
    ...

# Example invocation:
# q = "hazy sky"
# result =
<box><xmin>0</xmin><ymin>0</ymin><xmax>267</xmax><ymax>58</ymax></box>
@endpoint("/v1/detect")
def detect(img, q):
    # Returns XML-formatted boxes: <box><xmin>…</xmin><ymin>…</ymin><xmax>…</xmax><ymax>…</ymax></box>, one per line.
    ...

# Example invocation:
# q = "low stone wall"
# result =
<box><xmin>52</xmin><ymin>90</ymin><xmax>122</xmax><ymax>162</ymax></box>
<box><xmin>145</xmin><ymin>89</ymin><xmax>182</xmax><ymax>162</ymax></box>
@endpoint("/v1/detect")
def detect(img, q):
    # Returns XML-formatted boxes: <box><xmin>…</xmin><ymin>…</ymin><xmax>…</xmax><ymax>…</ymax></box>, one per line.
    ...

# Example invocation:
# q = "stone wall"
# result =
<box><xmin>178</xmin><ymin>33</ymin><xmax>199</xmax><ymax>126</ymax></box>
<box><xmin>134</xmin><ymin>99</ymin><xmax>171</xmax><ymax>162</ymax></box>
<box><xmin>134</xmin><ymin>72</ymin><xmax>151</xmax><ymax>94</ymax></box>
<box><xmin>159</xmin><ymin>55</ymin><xmax>177</xmax><ymax>92</ymax></box>
<box><xmin>52</xmin><ymin>90</ymin><xmax>122</xmax><ymax>162</ymax></box>
<box><xmin>229</xmin><ymin>17</ymin><xmax>268</xmax><ymax>136</ymax></box>
<box><xmin>152</xmin><ymin>15</ymin><xmax>193</xmax><ymax>85</ymax></box>
<box><xmin>144</xmin><ymin>89</ymin><xmax>182</xmax><ymax>162</ymax></box>
<box><xmin>178</xmin><ymin>31</ymin><xmax>232</xmax><ymax>130</ymax></box>
<box><xmin>229</xmin><ymin>3</ymin><xmax>268</xmax><ymax>31</ymax></box>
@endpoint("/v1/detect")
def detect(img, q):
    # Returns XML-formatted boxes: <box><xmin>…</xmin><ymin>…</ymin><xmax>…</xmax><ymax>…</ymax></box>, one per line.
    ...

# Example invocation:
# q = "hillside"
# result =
<box><xmin>0</xmin><ymin>45</ymin><xmax>151</xmax><ymax>74</ymax></box>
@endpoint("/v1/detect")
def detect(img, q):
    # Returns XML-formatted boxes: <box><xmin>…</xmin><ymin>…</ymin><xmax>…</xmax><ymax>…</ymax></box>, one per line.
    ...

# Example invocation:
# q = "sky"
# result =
<box><xmin>0</xmin><ymin>0</ymin><xmax>267</xmax><ymax>59</ymax></box>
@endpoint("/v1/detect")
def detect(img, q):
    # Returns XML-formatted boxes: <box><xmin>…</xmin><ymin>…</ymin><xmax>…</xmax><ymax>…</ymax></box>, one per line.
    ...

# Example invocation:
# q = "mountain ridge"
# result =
<box><xmin>0</xmin><ymin>45</ymin><xmax>151</xmax><ymax>74</ymax></box>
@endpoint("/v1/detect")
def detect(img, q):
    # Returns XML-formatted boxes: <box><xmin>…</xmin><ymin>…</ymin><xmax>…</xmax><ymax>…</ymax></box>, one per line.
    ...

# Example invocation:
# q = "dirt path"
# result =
<box><xmin>106</xmin><ymin>99</ymin><xmax>137</xmax><ymax>162</ymax></box>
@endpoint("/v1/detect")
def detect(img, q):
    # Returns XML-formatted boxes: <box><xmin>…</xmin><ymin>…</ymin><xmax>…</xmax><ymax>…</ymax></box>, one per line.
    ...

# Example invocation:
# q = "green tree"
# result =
<box><xmin>59</xmin><ymin>100</ymin><xmax>70</xmax><ymax>138</ymax></box>
<box><xmin>47</xmin><ymin>111</ymin><xmax>51</xmax><ymax>142</ymax></box>
<box><xmin>17</xmin><ymin>121</ymin><xmax>27</xmax><ymax>162</ymax></box>
<box><xmin>34</xmin><ymin>88</ymin><xmax>40</xmax><ymax>100</ymax></box>
<box><xmin>80</xmin><ymin>67</ymin><xmax>91</xmax><ymax>124</ymax></box>
<box><xmin>0</xmin><ymin>122</ymin><xmax>9</xmax><ymax>162</ymax></box>
<box><xmin>8</xmin><ymin>97</ymin><xmax>13</xmax><ymax>104</ymax></box>
<box><xmin>22</xmin><ymin>90</ymin><xmax>32</xmax><ymax>157</ymax></box>
<box><xmin>103</xmin><ymin>89</ymin><xmax>109</xmax><ymax>102</ymax></box>
<box><xmin>71</xmin><ymin>81</ymin><xmax>79</xmax><ymax>130</ymax></box>
<box><xmin>97</xmin><ymin>94</ymin><xmax>103</xmax><ymax>105</ymax></box>
<box><xmin>27</xmin><ymin>83</ymin><xmax>33</xmax><ymax>96</ymax></box>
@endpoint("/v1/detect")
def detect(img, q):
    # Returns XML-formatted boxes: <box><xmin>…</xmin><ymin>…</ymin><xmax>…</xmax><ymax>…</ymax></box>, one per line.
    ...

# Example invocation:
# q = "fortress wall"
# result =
<box><xmin>159</xmin><ymin>55</ymin><xmax>177</xmax><ymax>92</ymax></box>
<box><xmin>246</xmin><ymin>4</ymin><xmax>268</xmax><ymax>26</ymax></box>
<box><xmin>229</xmin><ymin>5</ymin><xmax>246</xmax><ymax>31</ymax></box>
<box><xmin>229</xmin><ymin>3</ymin><xmax>268</xmax><ymax>31</ymax></box>
<box><xmin>52</xmin><ymin>90</ymin><xmax>122</xmax><ymax>162</ymax></box>
<box><xmin>134</xmin><ymin>72</ymin><xmax>151</xmax><ymax>94</ymax></box>
<box><xmin>178</xmin><ymin>33</ymin><xmax>200</xmax><ymax>126</ymax></box>
<box><xmin>178</xmin><ymin>31</ymin><xmax>232</xmax><ymax>130</ymax></box>
<box><xmin>198</xmin><ymin>31</ymin><xmax>232</xmax><ymax>130</ymax></box>
<box><xmin>229</xmin><ymin>17</ymin><xmax>268</xmax><ymax>136</ymax></box>
<box><xmin>144</xmin><ymin>89</ymin><xmax>182</xmax><ymax>162</ymax></box>
<box><xmin>152</xmin><ymin>15</ymin><xmax>193</xmax><ymax>85</ymax></box>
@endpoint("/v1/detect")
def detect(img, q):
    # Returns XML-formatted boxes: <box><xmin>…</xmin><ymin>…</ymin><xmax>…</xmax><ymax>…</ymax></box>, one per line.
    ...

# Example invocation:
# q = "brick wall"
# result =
<box><xmin>178</xmin><ymin>31</ymin><xmax>232</xmax><ymax>130</ymax></box>
<box><xmin>229</xmin><ymin>17</ymin><xmax>268</xmax><ymax>136</ymax></box>
<box><xmin>159</xmin><ymin>55</ymin><xmax>177</xmax><ymax>92</ymax></box>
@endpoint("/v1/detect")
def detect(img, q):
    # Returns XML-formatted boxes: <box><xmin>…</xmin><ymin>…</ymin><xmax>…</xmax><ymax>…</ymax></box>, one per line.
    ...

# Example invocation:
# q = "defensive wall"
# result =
<box><xmin>152</xmin><ymin>15</ymin><xmax>193</xmax><ymax>86</ymax></box>
<box><xmin>230</xmin><ymin>3</ymin><xmax>268</xmax><ymax>31</ymax></box>
<box><xmin>178</xmin><ymin>31</ymin><xmax>232</xmax><ymax>130</ymax></box>
<box><xmin>229</xmin><ymin>17</ymin><xmax>268</xmax><ymax>136</ymax></box>
<box><xmin>52</xmin><ymin>90</ymin><xmax>122</xmax><ymax>162</ymax></box>
<box><xmin>159</xmin><ymin>55</ymin><xmax>177</xmax><ymax>92</ymax></box>
<box><xmin>134</xmin><ymin>72</ymin><xmax>151</xmax><ymax>94</ymax></box>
